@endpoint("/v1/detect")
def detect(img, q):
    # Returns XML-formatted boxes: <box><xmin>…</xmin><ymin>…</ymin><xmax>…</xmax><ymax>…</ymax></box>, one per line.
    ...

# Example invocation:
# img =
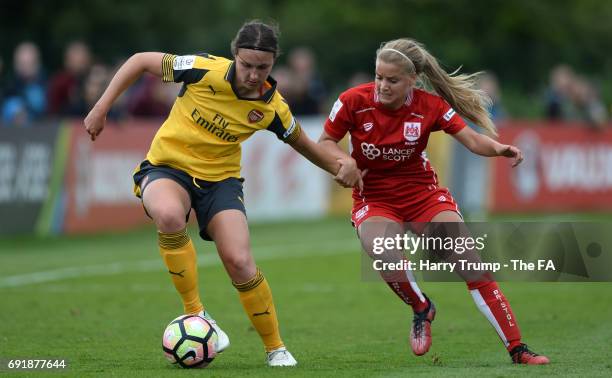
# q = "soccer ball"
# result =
<box><xmin>162</xmin><ymin>315</ymin><xmax>218</xmax><ymax>368</ymax></box>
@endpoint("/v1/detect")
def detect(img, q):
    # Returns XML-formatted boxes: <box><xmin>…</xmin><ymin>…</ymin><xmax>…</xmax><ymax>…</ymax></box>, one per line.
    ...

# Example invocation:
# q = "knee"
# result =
<box><xmin>151</xmin><ymin>206</ymin><xmax>187</xmax><ymax>233</ymax></box>
<box><xmin>222</xmin><ymin>250</ymin><xmax>255</xmax><ymax>280</ymax></box>
<box><xmin>224</xmin><ymin>252</ymin><xmax>253</xmax><ymax>272</ymax></box>
<box><xmin>361</xmin><ymin>239</ymin><xmax>384</xmax><ymax>260</ymax></box>
<box><xmin>362</xmin><ymin>245</ymin><xmax>379</xmax><ymax>260</ymax></box>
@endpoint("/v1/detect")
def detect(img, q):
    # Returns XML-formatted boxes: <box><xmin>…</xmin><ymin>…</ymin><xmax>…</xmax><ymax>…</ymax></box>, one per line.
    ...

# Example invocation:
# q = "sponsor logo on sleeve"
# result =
<box><xmin>329</xmin><ymin>99</ymin><xmax>343</xmax><ymax>122</ymax></box>
<box><xmin>403</xmin><ymin>122</ymin><xmax>421</xmax><ymax>142</ymax></box>
<box><xmin>443</xmin><ymin>108</ymin><xmax>456</xmax><ymax>121</ymax></box>
<box><xmin>283</xmin><ymin>117</ymin><xmax>297</xmax><ymax>139</ymax></box>
<box><xmin>173</xmin><ymin>55</ymin><xmax>195</xmax><ymax>70</ymax></box>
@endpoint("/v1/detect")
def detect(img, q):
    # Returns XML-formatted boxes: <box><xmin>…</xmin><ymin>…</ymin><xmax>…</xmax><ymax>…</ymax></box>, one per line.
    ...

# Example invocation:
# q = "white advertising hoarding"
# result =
<box><xmin>241</xmin><ymin>116</ymin><xmax>330</xmax><ymax>220</ymax></box>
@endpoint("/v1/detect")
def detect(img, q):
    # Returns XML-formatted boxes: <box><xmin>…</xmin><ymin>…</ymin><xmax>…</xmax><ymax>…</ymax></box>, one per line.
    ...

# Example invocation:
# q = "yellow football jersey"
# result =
<box><xmin>144</xmin><ymin>53</ymin><xmax>301</xmax><ymax>181</ymax></box>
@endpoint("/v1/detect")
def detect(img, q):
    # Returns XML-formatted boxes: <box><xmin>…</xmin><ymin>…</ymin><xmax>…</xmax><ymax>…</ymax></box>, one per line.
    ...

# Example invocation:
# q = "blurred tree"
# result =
<box><xmin>1</xmin><ymin>0</ymin><xmax>610</xmax><ymax>113</ymax></box>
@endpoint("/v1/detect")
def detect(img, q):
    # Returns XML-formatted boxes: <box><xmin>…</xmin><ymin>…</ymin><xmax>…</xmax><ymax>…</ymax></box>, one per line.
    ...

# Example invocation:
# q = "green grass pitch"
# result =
<box><xmin>1</xmin><ymin>217</ymin><xmax>611</xmax><ymax>377</ymax></box>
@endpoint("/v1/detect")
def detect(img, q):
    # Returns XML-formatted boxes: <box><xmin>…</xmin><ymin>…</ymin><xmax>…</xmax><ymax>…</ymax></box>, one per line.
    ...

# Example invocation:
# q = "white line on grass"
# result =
<box><xmin>0</xmin><ymin>239</ymin><xmax>360</xmax><ymax>288</ymax></box>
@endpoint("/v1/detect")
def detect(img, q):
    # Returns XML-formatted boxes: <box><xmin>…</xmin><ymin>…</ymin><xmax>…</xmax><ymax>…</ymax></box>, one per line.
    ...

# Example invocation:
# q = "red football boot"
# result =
<box><xmin>510</xmin><ymin>343</ymin><xmax>550</xmax><ymax>365</ymax></box>
<box><xmin>410</xmin><ymin>295</ymin><xmax>436</xmax><ymax>356</ymax></box>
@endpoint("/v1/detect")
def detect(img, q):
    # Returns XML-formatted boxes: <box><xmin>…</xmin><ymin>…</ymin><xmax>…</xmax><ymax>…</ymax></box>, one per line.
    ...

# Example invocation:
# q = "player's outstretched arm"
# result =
<box><xmin>84</xmin><ymin>52</ymin><xmax>165</xmax><ymax>141</ymax></box>
<box><xmin>318</xmin><ymin>131</ymin><xmax>366</xmax><ymax>190</ymax></box>
<box><xmin>452</xmin><ymin>126</ymin><xmax>523</xmax><ymax>167</ymax></box>
<box><xmin>290</xmin><ymin>131</ymin><xmax>363</xmax><ymax>190</ymax></box>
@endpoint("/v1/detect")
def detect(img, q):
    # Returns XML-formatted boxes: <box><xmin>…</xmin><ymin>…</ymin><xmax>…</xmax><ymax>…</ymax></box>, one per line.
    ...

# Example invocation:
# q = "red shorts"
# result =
<box><xmin>351</xmin><ymin>186</ymin><xmax>461</xmax><ymax>229</ymax></box>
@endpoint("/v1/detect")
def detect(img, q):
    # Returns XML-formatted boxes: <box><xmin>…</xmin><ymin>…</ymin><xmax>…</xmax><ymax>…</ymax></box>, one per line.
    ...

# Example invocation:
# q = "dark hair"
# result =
<box><xmin>231</xmin><ymin>20</ymin><xmax>280</xmax><ymax>58</ymax></box>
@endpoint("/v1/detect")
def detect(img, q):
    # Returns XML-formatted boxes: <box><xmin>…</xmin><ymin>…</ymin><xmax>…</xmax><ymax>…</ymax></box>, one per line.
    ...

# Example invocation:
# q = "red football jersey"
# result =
<box><xmin>324</xmin><ymin>82</ymin><xmax>466</xmax><ymax>203</ymax></box>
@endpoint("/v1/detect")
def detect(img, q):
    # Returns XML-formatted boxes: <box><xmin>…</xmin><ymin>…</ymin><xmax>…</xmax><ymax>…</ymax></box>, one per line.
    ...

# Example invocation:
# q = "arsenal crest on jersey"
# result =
<box><xmin>403</xmin><ymin>122</ymin><xmax>421</xmax><ymax>142</ymax></box>
<box><xmin>248</xmin><ymin>109</ymin><xmax>264</xmax><ymax>123</ymax></box>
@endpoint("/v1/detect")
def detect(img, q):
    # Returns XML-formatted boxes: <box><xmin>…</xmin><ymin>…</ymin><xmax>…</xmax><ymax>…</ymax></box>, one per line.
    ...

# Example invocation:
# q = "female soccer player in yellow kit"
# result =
<box><xmin>84</xmin><ymin>20</ymin><xmax>362</xmax><ymax>366</ymax></box>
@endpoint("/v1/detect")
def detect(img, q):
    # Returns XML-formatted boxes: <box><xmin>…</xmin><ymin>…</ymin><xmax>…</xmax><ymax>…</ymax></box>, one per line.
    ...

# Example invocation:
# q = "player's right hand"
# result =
<box><xmin>335</xmin><ymin>157</ymin><xmax>366</xmax><ymax>192</ymax></box>
<box><xmin>84</xmin><ymin>107</ymin><xmax>106</xmax><ymax>141</ymax></box>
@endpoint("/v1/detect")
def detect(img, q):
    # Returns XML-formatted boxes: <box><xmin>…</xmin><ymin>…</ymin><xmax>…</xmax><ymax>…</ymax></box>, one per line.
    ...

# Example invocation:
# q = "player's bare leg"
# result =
<box><xmin>208</xmin><ymin>210</ymin><xmax>296</xmax><ymax>366</ymax></box>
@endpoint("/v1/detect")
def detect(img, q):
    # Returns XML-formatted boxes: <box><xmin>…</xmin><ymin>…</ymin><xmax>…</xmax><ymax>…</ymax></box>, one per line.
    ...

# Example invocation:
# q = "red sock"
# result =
<box><xmin>467</xmin><ymin>276</ymin><xmax>522</xmax><ymax>351</ymax></box>
<box><xmin>382</xmin><ymin>269</ymin><xmax>428</xmax><ymax>313</ymax></box>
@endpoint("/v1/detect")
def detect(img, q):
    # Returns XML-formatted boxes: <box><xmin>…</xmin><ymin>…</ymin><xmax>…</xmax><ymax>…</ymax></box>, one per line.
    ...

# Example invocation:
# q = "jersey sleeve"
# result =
<box><xmin>433</xmin><ymin>98</ymin><xmax>466</xmax><ymax>134</ymax></box>
<box><xmin>161</xmin><ymin>54</ymin><xmax>213</xmax><ymax>84</ymax></box>
<box><xmin>266</xmin><ymin>99</ymin><xmax>301</xmax><ymax>144</ymax></box>
<box><xmin>323</xmin><ymin>92</ymin><xmax>353</xmax><ymax>141</ymax></box>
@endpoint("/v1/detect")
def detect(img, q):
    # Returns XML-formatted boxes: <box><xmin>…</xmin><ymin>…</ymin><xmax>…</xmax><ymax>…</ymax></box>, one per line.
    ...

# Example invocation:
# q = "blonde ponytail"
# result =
<box><xmin>377</xmin><ymin>39</ymin><xmax>497</xmax><ymax>136</ymax></box>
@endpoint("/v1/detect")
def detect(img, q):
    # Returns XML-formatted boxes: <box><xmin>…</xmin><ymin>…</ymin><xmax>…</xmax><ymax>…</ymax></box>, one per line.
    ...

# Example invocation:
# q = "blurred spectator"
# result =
<box><xmin>545</xmin><ymin>64</ymin><xmax>607</xmax><ymax>127</ymax></box>
<box><xmin>83</xmin><ymin>63</ymin><xmax>110</xmax><ymax>113</ymax></box>
<box><xmin>83</xmin><ymin>61</ymin><xmax>132</xmax><ymax>122</ymax></box>
<box><xmin>571</xmin><ymin>76</ymin><xmax>607</xmax><ymax>128</ymax></box>
<box><xmin>126</xmin><ymin>74</ymin><xmax>179</xmax><ymax>118</ymax></box>
<box><xmin>545</xmin><ymin>64</ymin><xmax>577</xmax><ymax>120</ymax></box>
<box><xmin>97</xmin><ymin>58</ymin><xmax>135</xmax><ymax>121</ymax></box>
<box><xmin>478</xmin><ymin>72</ymin><xmax>506</xmax><ymax>120</ymax></box>
<box><xmin>272</xmin><ymin>65</ymin><xmax>298</xmax><ymax>105</ymax></box>
<box><xmin>46</xmin><ymin>41</ymin><xmax>92</xmax><ymax>117</ymax></box>
<box><xmin>2</xmin><ymin>41</ymin><xmax>46</xmax><ymax>126</ymax></box>
<box><xmin>286</xmin><ymin>47</ymin><xmax>326</xmax><ymax>115</ymax></box>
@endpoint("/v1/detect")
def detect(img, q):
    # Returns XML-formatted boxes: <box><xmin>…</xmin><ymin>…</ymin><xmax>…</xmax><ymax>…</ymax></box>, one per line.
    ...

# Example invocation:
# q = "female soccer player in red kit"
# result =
<box><xmin>320</xmin><ymin>38</ymin><xmax>549</xmax><ymax>365</ymax></box>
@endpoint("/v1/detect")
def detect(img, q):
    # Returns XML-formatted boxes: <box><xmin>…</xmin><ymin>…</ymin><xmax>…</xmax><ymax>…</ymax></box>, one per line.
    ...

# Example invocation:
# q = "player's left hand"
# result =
<box><xmin>499</xmin><ymin>144</ymin><xmax>523</xmax><ymax>167</ymax></box>
<box><xmin>335</xmin><ymin>157</ymin><xmax>364</xmax><ymax>191</ymax></box>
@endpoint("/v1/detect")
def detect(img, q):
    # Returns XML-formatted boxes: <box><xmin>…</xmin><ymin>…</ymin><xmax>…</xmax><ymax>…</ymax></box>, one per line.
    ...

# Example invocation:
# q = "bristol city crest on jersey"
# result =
<box><xmin>403</xmin><ymin>122</ymin><xmax>421</xmax><ymax>142</ymax></box>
